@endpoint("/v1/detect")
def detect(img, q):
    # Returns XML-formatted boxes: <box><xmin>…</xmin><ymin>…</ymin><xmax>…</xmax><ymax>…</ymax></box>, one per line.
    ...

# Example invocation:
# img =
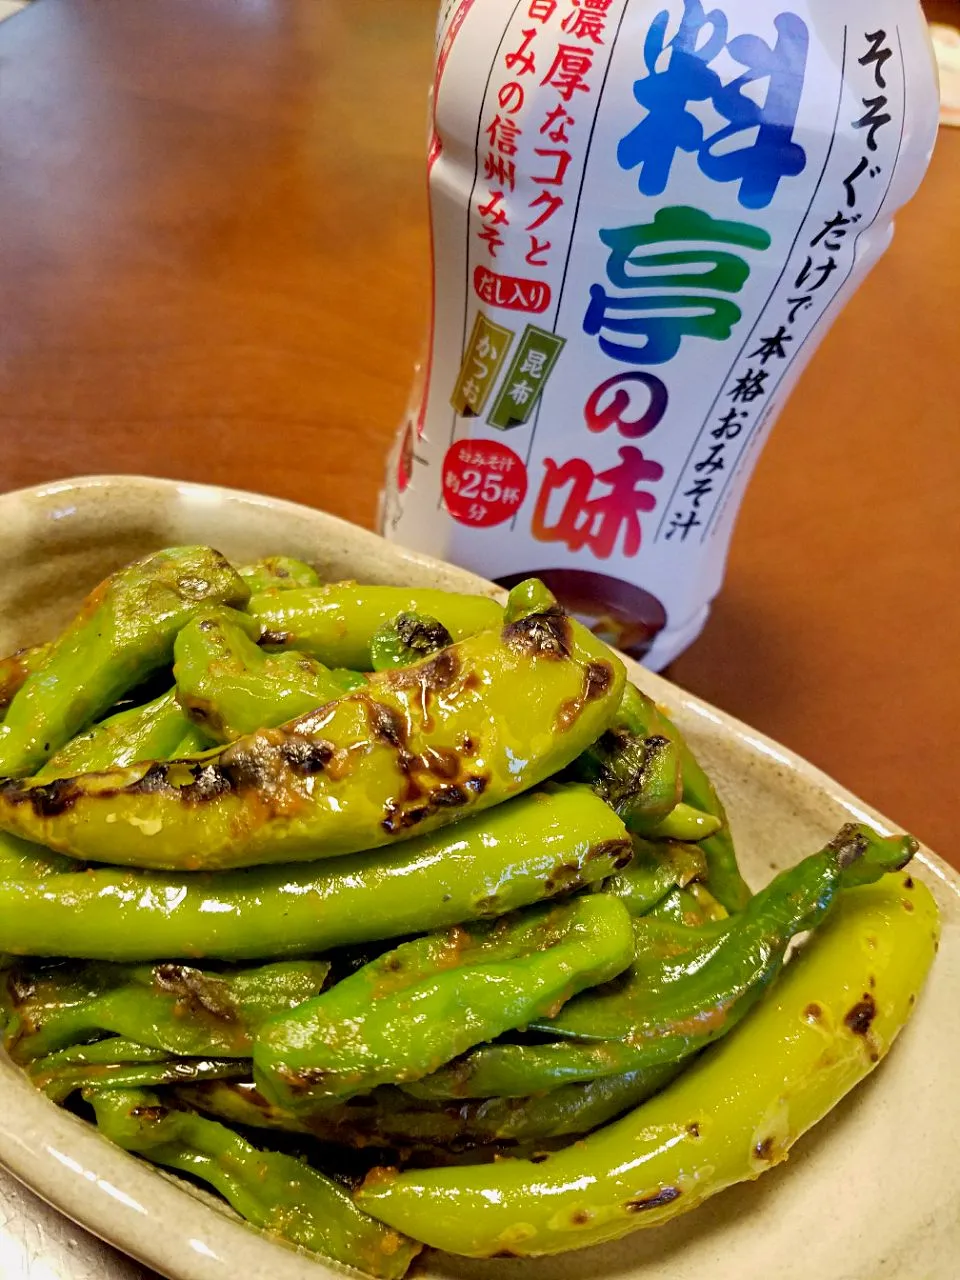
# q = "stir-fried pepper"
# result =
<box><xmin>173</xmin><ymin>608</ymin><xmax>358</xmax><ymax>742</ymax></box>
<box><xmin>254</xmin><ymin>895</ymin><xmax>635</xmax><ymax>1106</ymax></box>
<box><xmin>0</xmin><ymin>582</ymin><xmax>624</xmax><ymax>868</ymax></box>
<box><xmin>404</xmin><ymin>825</ymin><xmax>914</xmax><ymax>1097</ymax></box>
<box><xmin>0</xmin><ymin>547</ymin><xmax>248</xmax><ymax>777</ymax></box>
<box><xmin>87</xmin><ymin>1087</ymin><xmax>419</xmax><ymax>1278</ymax></box>
<box><xmin>247</xmin><ymin>583</ymin><xmax>502</xmax><ymax>669</ymax></box>
<box><xmin>356</xmin><ymin>872</ymin><xmax>938</xmax><ymax>1256</ymax></box>
<box><xmin>0</xmin><ymin>784</ymin><xmax>630</xmax><ymax>961</ymax></box>
<box><xmin>2</xmin><ymin>957</ymin><xmax>330</xmax><ymax>1062</ymax></box>
<box><xmin>0</xmin><ymin>547</ymin><xmax>939</xmax><ymax>1278</ymax></box>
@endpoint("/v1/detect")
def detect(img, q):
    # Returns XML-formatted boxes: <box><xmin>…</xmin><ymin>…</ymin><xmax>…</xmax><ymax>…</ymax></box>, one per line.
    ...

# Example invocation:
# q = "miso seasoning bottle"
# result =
<box><xmin>380</xmin><ymin>0</ymin><xmax>939</xmax><ymax>669</ymax></box>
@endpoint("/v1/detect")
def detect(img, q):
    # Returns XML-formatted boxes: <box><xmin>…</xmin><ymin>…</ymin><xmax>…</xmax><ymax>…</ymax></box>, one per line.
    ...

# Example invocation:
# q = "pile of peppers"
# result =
<box><xmin>0</xmin><ymin>547</ymin><xmax>939</xmax><ymax>1274</ymax></box>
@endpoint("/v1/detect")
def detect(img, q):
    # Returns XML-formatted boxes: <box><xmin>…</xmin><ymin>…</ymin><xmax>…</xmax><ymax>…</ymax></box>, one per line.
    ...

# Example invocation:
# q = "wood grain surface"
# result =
<box><xmin>0</xmin><ymin>0</ymin><xmax>957</xmax><ymax>866</ymax></box>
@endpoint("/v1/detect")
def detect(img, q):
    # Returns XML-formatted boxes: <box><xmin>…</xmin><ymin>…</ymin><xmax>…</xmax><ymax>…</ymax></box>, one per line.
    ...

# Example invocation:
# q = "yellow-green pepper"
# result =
<box><xmin>356</xmin><ymin>871</ymin><xmax>938</xmax><ymax>1255</ymax></box>
<box><xmin>0</xmin><ymin>584</ymin><xmax>624</xmax><ymax>869</ymax></box>
<box><xmin>249</xmin><ymin>583</ymin><xmax>503</xmax><ymax>669</ymax></box>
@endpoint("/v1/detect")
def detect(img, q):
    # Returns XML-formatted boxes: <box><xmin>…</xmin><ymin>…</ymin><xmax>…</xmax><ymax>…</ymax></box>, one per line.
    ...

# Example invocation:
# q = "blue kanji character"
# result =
<box><xmin>617</xmin><ymin>0</ymin><xmax>809</xmax><ymax>209</ymax></box>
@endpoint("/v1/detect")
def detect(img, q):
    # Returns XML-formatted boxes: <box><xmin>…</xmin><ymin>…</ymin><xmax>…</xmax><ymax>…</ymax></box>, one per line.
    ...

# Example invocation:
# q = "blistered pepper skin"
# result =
<box><xmin>616</xmin><ymin>685</ymin><xmax>751</xmax><ymax>912</ymax></box>
<box><xmin>173</xmin><ymin>609</ymin><xmax>354</xmax><ymax>742</ymax></box>
<box><xmin>248</xmin><ymin>584</ymin><xmax>504</xmax><ymax>670</ymax></box>
<box><xmin>604</xmin><ymin>839</ymin><xmax>707</xmax><ymax>917</ymax></box>
<box><xmin>0</xmin><ymin>785</ymin><xmax>631</xmax><ymax>961</ymax></box>
<box><xmin>357</xmin><ymin>872</ymin><xmax>939</xmax><ymax>1256</ymax></box>
<box><xmin>237</xmin><ymin>557</ymin><xmax>320</xmax><ymax>594</ymax></box>
<box><xmin>0</xmin><ymin>589</ymin><xmax>624</xmax><ymax>869</ymax></box>
<box><xmin>87</xmin><ymin>1088</ymin><xmax>420</xmax><ymax>1279</ymax></box>
<box><xmin>406</xmin><ymin>825</ymin><xmax>914</xmax><ymax>1098</ymax></box>
<box><xmin>32</xmin><ymin>1055</ymin><xmax>247</xmax><ymax>1104</ymax></box>
<box><xmin>254</xmin><ymin>895</ymin><xmax>635</xmax><ymax>1107</ymax></box>
<box><xmin>180</xmin><ymin>1064</ymin><xmax>681</xmax><ymax>1152</ymax></box>
<box><xmin>33</xmin><ymin>690</ymin><xmax>202</xmax><ymax>783</ymax></box>
<box><xmin>369</xmin><ymin>612</ymin><xmax>453</xmax><ymax>672</ymax></box>
<box><xmin>0</xmin><ymin>548</ymin><xmax>248</xmax><ymax>778</ymax></box>
<box><xmin>3</xmin><ymin>958</ymin><xmax>330</xmax><ymax>1063</ymax></box>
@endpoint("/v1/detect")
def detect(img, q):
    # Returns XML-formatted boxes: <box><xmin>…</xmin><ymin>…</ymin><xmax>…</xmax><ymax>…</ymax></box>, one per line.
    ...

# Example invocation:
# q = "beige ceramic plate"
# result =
<box><xmin>0</xmin><ymin>475</ymin><xmax>956</xmax><ymax>1280</ymax></box>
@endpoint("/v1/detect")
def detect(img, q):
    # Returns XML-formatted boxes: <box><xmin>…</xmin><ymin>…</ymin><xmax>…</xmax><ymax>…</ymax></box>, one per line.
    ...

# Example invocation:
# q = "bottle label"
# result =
<box><xmin>382</xmin><ymin>0</ymin><xmax>937</xmax><ymax>667</ymax></box>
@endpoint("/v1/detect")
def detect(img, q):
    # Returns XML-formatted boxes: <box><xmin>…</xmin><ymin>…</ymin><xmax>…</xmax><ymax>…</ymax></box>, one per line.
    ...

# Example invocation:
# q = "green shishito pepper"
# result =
<box><xmin>612</xmin><ymin>684</ymin><xmax>750</xmax><ymax>912</ymax></box>
<box><xmin>0</xmin><ymin>583</ymin><xmax>624</xmax><ymax>869</ymax></box>
<box><xmin>254</xmin><ymin>895</ymin><xmax>635</xmax><ymax>1107</ymax></box>
<box><xmin>247</xmin><ymin>583</ymin><xmax>503</xmax><ymax>670</ymax></box>
<box><xmin>357</xmin><ymin>871</ymin><xmax>939</xmax><ymax>1256</ymax></box>
<box><xmin>86</xmin><ymin>1087</ymin><xmax>419</xmax><ymax>1279</ymax></box>
<box><xmin>406</xmin><ymin>825</ymin><xmax>914</xmax><ymax>1098</ymax></box>
<box><xmin>2</xmin><ymin>957</ymin><xmax>330</xmax><ymax>1063</ymax></box>
<box><xmin>604</xmin><ymin>838</ymin><xmax>707</xmax><ymax>917</ymax></box>
<box><xmin>0</xmin><ymin>547</ymin><xmax>248</xmax><ymax>779</ymax></box>
<box><xmin>33</xmin><ymin>689</ymin><xmax>203</xmax><ymax>783</ymax></box>
<box><xmin>0</xmin><ymin>829</ymin><xmax>73</xmax><ymax>878</ymax></box>
<box><xmin>173</xmin><ymin>608</ymin><xmax>357</xmax><ymax>743</ymax></box>
<box><xmin>237</xmin><ymin>556</ymin><xmax>320</xmax><ymax>594</ymax></box>
<box><xmin>180</xmin><ymin>1065</ymin><xmax>681</xmax><ymax>1152</ymax></box>
<box><xmin>32</xmin><ymin>1051</ymin><xmax>247</xmax><ymax>1104</ymax></box>
<box><xmin>369</xmin><ymin>612</ymin><xmax>453</xmax><ymax>672</ymax></box>
<box><xmin>0</xmin><ymin>785</ymin><xmax>631</xmax><ymax>960</ymax></box>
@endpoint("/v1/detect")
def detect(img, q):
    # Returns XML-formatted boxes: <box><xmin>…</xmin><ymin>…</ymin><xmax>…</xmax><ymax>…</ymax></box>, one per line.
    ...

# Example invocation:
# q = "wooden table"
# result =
<box><xmin>1</xmin><ymin>0</ymin><xmax>957</xmax><ymax>868</ymax></box>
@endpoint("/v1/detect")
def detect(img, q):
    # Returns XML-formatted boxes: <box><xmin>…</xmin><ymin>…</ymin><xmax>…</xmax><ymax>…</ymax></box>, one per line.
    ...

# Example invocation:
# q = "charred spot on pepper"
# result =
<box><xmin>186</xmin><ymin>764</ymin><xmax>236</xmax><ymax>802</ymax></box>
<box><xmin>275</xmin><ymin>1064</ymin><xmax>337</xmax><ymax>1094</ymax></box>
<box><xmin>381</xmin><ymin>759</ymin><xmax>487</xmax><ymax>833</ymax></box>
<box><xmin>130</xmin><ymin>1104</ymin><xmax>171</xmax><ymax>1123</ymax></box>
<box><xmin>803</xmin><ymin>1002</ymin><xmax>823</xmax><ymax>1023</ymax></box>
<box><xmin>556</xmin><ymin>662</ymin><xmax>617</xmax><ymax>732</ymax></box>
<box><xmin>569</xmin><ymin>1209</ymin><xmax>591</xmax><ymax>1226</ymax></box>
<box><xmin>686</xmin><ymin>1122</ymin><xmax>701</xmax><ymax>1138</ymax></box>
<box><xmin>903</xmin><ymin>875</ymin><xmax>914</xmax><ymax>889</ymax></box>
<box><xmin>432</xmin><ymin>784</ymin><xmax>469</xmax><ymax>808</ymax></box>
<box><xmin>624</xmin><ymin>1186</ymin><xmax>681</xmax><ymax>1213</ymax></box>
<box><xmin>828</xmin><ymin>825</ymin><xmax>868</xmax><ymax>869</ymax></box>
<box><xmin>502</xmin><ymin>607</ymin><xmax>572</xmax><ymax>659</ymax></box>
<box><xmin>417</xmin><ymin>747</ymin><xmax>462</xmax><ymax>780</ymax></box>
<box><xmin>544</xmin><ymin>863</ymin><xmax>581</xmax><ymax>894</ymax></box>
<box><xmin>753</xmin><ymin>1136</ymin><xmax>775</xmax><ymax>1162</ymax></box>
<box><xmin>2</xmin><ymin>775</ymin><xmax>84</xmax><ymax>818</ymax></box>
<box><xmin>257</xmin><ymin>629</ymin><xmax>291</xmax><ymax>648</ymax></box>
<box><xmin>367</xmin><ymin>701</ymin><xmax>409</xmax><ymax>751</ymax></box>
<box><xmin>279</xmin><ymin>735</ymin><xmax>336</xmax><ymax>776</ymax></box>
<box><xmin>584</xmin><ymin>661</ymin><xmax>614</xmax><ymax>700</ymax></box>
<box><xmin>394</xmin><ymin>612</ymin><xmax>453</xmax><ymax>655</ymax></box>
<box><xmin>380</xmin><ymin>801</ymin><xmax>428</xmax><ymax>835</ymax></box>
<box><xmin>585</xmin><ymin>838</ymin><xmax>633</xmax><ymax>868</ymax></box>
<box><xmin>180</xmin><ymin>697</ymin><xmax>226</xmax><ymax>737</ymax></box>
<box><xmin>472</xmin><ymin>894</ymin><xmax>501</xmax><ymax>915</ymax></box>
<box><xmin>152</xmin><ymin>963</ymin><xmax>239</xmax><ymax>1022</ymax></box>
<box><xmin>844</xmin><ymin>993</ymin><xmax>877</xmax><ymax>1036</ymax></box>
<box><xmin>5</xmin><ymin>968</ymin><xmax>37</xmax><ymax>1007</ymax></box>
<box><xmin>382</xmin><ymin>649</ymin><xmax>460</xmax><ymax>694</ymax></box>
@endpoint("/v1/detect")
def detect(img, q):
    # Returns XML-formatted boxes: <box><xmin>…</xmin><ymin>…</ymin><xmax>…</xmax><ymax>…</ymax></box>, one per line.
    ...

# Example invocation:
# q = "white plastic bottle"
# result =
<box><xmin>381</xmin><ymin>0</ymin><xmax>939</xmax><ymax>669</ymax></box>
